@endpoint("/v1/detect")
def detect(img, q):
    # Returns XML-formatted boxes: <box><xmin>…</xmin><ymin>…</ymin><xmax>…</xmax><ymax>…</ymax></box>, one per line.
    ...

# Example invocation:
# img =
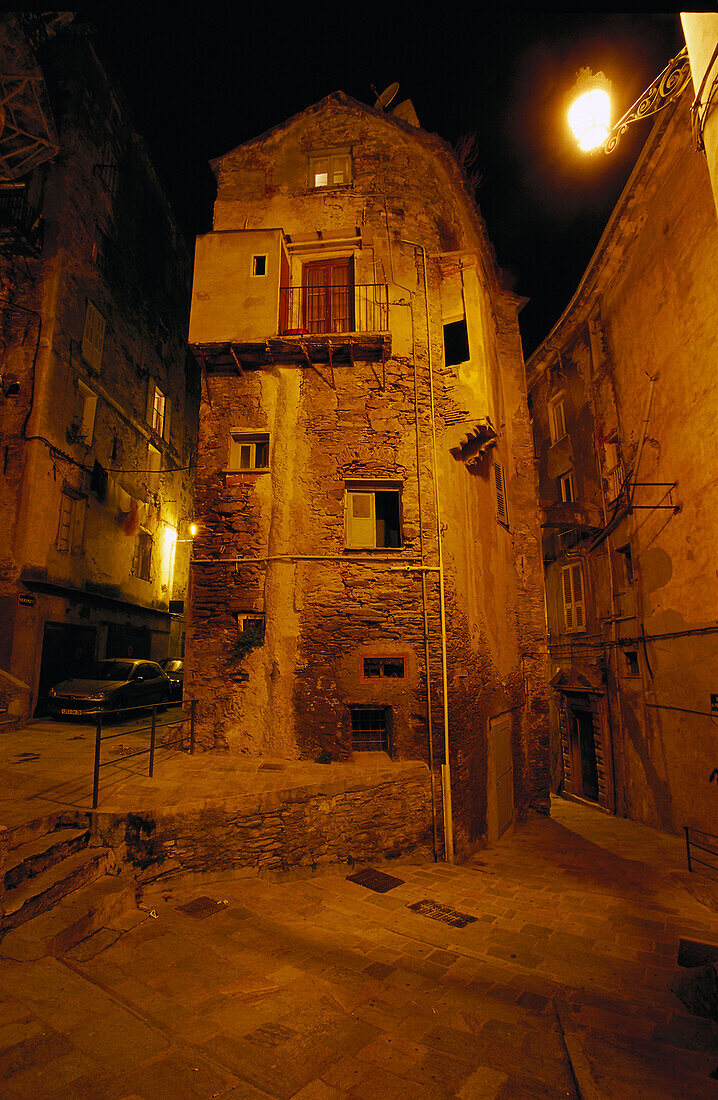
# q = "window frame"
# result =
<box><xmin>548</xmin><ymin>395</ymin><xmax>567</xmax><ymax>444</ymax></box>
<box><xmin>443</xmin><ymin>317</ymin><xmax>470</xmax><ymax>367</ymax></box>
<box><xmin>345</xmin><ymin>481</ymin><xmax>403</xmax><ymax>550</ymax></box>
<box><xmin>559</xmin><ymin>469</ymin><xmax>576</xmax><ymax>504</ymax></box>
<box><xmin>81</xmin><ymin>300</ymin><xmax>106</xmax><ymax>373</ymax></box>
<box><xmin>362</xmin><ymin>656</ymin><xmax>406</xmax><ymax>680</ymax></box>
<box><xmin>228</xmin><ymin>431</ymin><xmax>270</xmax><ymax>472</ymax></box>
<box><xmin>308</xmin><ymin>149</ymin><xmax>352</xmax><ymax>189</ymax></box>
<box><xmin>132</xmin><ymin>528</ymin><xmax>153</xmax><ymax>582</ymax></box>
<box><xmin>56</xmin><ymin>488</ymin><xmax>87</xmax><ymax>555</ymax></box>
<box><xmin>349</xmin><ymin>704</ymin><xmax>392</xmax><ymax>755</ymax></box>
<box><xmin>561</xmin><ymin>560</ymin><xmax>587</xmax><ymax>634</ymax></box>
<box><xmin>251</xmin><ymin>254</ymin><xmax>267</xmax><ymax>277</ymax></box>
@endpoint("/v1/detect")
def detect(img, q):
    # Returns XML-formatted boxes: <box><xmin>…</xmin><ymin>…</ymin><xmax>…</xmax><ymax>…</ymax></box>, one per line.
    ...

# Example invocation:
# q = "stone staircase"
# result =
<box><xmin>0</xmin><ymin>811</ymin><xmax>136</xmax><ymax>960</ymax></box>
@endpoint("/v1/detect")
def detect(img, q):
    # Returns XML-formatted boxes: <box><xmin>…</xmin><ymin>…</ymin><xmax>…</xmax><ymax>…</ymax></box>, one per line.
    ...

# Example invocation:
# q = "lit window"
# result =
<box><xmin>363</xmin><ymin>657</ymin><xmax>405</xmax><ymax>679</ymax></box>
<box><xmin>549</xmin><ymin>396</ymin><xmax>567</xmax><ymax>444</ymax></box>
<box><xmin>494</xmin><ymin>461</ymin><xmax>508</xmax><ymax>527</ymax></box>
<box><xmin>81</xmin><ymin>300</ymin><xmax>106</xmax><ymax>372</ymax></box>
<box><xmin>559</xmin><ymin>470</ymin><xmax>575</xmax><ymax>503</ymax></box>
<box><xmin>237</xmin><ymin>614</ymin><xmax>265</xmax><ymax>638</ymax></box>
<box><xmin>133</xmin><ymin>529</ymin><xmax>152</xmax><ymax>582</ymax></box>
<box><xmin>148</xmin><ymin>443</ymin><xmax>161</xmax><ymax>491</ymax></box>
<box><xmin>229</xmin><ymin>432</ymin><xmax>270</xmax><ymax>471</ymax></box>
<box><xmin>309</xmin><ymin>150</ymin><xmax>352</xmax><ymax>188</ymax></box>
<box><xmin>57</xmin><ymin>489</ymin><xmax>86</xmax><ymax>554</ymax></box>
<box><xmin>562</xmin><ymin>561</ymin><xmax>586</xmax><ymax>634</ymax></box>
<box><xmin>345</xmin><ymin>484</ymin><xmax>402</xmax><ymax>549</ymax></box>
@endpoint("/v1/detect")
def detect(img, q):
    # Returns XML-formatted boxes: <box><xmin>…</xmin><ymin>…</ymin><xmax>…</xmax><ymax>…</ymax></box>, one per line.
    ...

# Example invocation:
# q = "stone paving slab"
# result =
<box><xmin>1</xmin><ymin>797</ymin><xmax>718</xmax><ymax>1096</ymax></box>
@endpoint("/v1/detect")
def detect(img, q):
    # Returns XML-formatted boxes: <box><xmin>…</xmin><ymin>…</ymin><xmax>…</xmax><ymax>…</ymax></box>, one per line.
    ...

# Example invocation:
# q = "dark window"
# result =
<box><xmin>303</xmin><ymin>258</ymin><xmax>354</xmax><ymax>333</ymax></box>
<box><xmin>133</xmin><ymin>530</ymin><xmax>152</xmax><ymax>582</ymax></box>
<box><xmin>230</xmin><ymin>433</ymin><xmax>270</xmax><ymax>471</ymax></box>
<box><xmin>252</xmin><ymin>255</ymin><xmax>266</xmax><ymax>276</ymax></box>
<box><xmin>363</xmin><ymin>657</ymin><xmax>405</xmax><ymax>679</ymax></box>
<box><xmin>617</xmin><ymin>544</ymin><xmax>634</xmax><ymax>586</ymax></box>
<box><xmin>350</xmin><ymin>706</ymin><xmax>391</xmax><ymax>753</ymax></box>
<box><xmin>625</xmin><ymin>650</ymin><xmax>640</xmax><ymax>677</ymax></box>
<box><xmin>443</xmin><ymin>318</ymin><xmax>469</xmax><ymax>366</ymax></box>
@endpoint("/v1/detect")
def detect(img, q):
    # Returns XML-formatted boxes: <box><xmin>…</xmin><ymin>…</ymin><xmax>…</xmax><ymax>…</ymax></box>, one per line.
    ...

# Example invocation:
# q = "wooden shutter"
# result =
<box><xmin>57</xmin><ymin>492</ymin><xmax>72</xmax><ymax>551</ymax></box>
<box><xmin>562</xmin><ymin>562</ymin><xmax>586</xmax><ymax>633</ymax></box>
<box><xmin>145</xmin><ymin>380</ymin><xmax>155</xmax><ymax>425</ymax></box>
<box><xmin>494</xmin><ymin>461</ymin><xmax>508</xmax><ymax>525</ymax></box>
<box><xmin>162</xmin><ymin>397</ymin><xmax>171</xmax><ymax>443</ymax></box>
<box><xmin>70</xmin><ymin>498</ymin><xmax>86</xmax><ymax>555</ymax></box>
<box><xmin>347</xmin><ymin>491</ymin><xmax>375</xmax><ymax>548</ymax></box>
<box><xmin>82</xmin><ymin>301</ymin><xmax>105</xmax><ymax>371</ymax></box>
<box><xmin>303</xmin><ymin>259</ymin><xmax>353</xmax><ymax>333</ymax></box>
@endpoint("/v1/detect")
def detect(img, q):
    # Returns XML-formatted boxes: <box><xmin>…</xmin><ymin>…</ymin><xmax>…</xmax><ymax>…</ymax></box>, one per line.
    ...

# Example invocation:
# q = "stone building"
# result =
<box><xmin>187</xmin><ymin>91</ymin><xmax>549</xmax><ymax>859</ymax></box>
<box><xmin>0</xmin><ymin>15</ymin><xmax>197</xmax><ymax>721</ymax></box>
<box><xmin>525</xmin><ymin>94</ymin><xmax>718</xmax><ymax>836</ymax></box>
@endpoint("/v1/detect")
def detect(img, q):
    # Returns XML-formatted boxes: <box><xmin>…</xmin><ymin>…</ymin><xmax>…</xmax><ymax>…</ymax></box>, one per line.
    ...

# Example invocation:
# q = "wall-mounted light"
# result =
<box><xmin>568</xmin><ymin>49</ymin><xmax>692</xmax><ymax>155</ymax></box>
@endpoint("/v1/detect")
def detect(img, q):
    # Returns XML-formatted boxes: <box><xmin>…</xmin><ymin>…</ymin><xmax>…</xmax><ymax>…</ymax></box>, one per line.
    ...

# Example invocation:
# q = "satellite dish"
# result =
<box><xmin>373</xmin><ymin>82</ymin><xmax>400</xmax><ymax>111</ymax></box>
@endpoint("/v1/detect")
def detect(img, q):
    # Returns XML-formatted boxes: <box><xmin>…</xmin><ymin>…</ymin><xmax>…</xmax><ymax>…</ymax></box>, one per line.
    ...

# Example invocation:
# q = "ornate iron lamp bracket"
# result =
<box><xmin>603</xmin><ymin>47</ymin><xmax>692</xmax><ymax>154</ymax></box>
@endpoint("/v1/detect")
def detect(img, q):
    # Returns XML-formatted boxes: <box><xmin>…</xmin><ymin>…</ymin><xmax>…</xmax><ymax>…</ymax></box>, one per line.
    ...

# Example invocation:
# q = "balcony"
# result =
<box><xmin>193</xmin><ymin>283</ymin><xmax>391</xmax><ymax>375</ymax></box>
<box><xmin>540</xmin><ymin>499</ymin><xmax>603</xmax><ymax>533</ymax></box>
<box><xmin>0</xmin><ymin>189</ymin><xmax>42</xmax><ymax>255</ymax></box>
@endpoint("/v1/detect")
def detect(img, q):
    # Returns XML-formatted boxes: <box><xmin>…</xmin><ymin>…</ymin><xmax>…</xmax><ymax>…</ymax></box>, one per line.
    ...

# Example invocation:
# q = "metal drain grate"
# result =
<box><xmin>346</xmin><ymin>868</ymin><xmax>405</xmax><ymax>893</ymax></box>
<box><xmin>177</xmin><ymin>896</ymin><xmax>228</xmax><ymax>919</ymax></box>
<box><xmin>407</xmin><ymin>898</ymin><xmax>477</xmax><ymax>928</ymax></box>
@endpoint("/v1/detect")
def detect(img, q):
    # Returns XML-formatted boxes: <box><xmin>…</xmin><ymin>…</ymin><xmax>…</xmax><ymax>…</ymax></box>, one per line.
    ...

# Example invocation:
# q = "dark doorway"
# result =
<box><xmin>571</xmin><ymin>707</ymin><xmax>599</xmax><ymax>802</ymax></box>
<box><xmin>36</xmin><ymin>621</ymin><xmax>97</xmax><ymax>715</ymax></box>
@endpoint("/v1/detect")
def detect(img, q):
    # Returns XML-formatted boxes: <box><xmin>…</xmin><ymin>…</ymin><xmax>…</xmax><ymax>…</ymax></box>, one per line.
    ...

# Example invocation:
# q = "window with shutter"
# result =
<box><xmin>494</xmin><ymin>461</ymin><xmax>508</xmax><ymax>527</ymax></box>
<box><xmin>81</xmin><ymin>301</ymin><xmax>106</xmax><ymax>372</ymax></box>
<box><xmin>549</xmin><ymin>396</ymin><xmax>567</xmax><ymax>444</ymax></box>
<box><xmin>57</xmin><ymin>489</ymin><xmax>86</xmax><ymax>555</ymax></box>
<box><xmin>559</xmin><ymin>469</ymin><xmax>576</xmax><ymax>503</ymax></box>
<box><xmin>562</xmin><ymin>562</ymin><xmax>586</xmax><ymax>633</ymax></box>
<box><xmin>302</xmin><ymin>259</ymin><xmax>353</xmax><ymax>333</ymax></box>
<box><xmin>345</xmin><ymin>484</ymin><xmax>402</xmax><ymax>549</ymax></box>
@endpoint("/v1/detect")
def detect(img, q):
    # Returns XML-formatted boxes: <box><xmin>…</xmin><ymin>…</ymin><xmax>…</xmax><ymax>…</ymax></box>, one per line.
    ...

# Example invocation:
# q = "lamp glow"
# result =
<box><xmin>568</xmin><ymin>69</ymin><xmax>612</xmax><ymax>152</ymax></box>
<box><xmin>189</xmin><ymin>522</ymin><xmax>197</xmax><ymax>538</ymax></box>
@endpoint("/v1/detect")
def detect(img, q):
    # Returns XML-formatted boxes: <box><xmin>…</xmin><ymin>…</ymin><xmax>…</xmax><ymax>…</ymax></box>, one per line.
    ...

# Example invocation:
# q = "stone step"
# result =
<box><xmin>0</xmin><ymin>846</ymin><xmax>116</xmax><ymax>933</ymax></box>
<box><xmin>1</xmin><ymin>810</ymin><xmax>92</xmax><ymax>856</ymax></box>
<box><xmin>0</xmin><ymin>873</ymin><xmax>138</xmax><ymax>961</ymax></box>
<box><xmin>3</xmin><ymin>827</ymin><xmax>91</xmax><ymax>890</ymax></box>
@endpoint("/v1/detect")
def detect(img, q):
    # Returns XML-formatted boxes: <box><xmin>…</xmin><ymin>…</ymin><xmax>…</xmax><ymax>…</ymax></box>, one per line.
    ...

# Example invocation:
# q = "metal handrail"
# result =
<box><xmin>92</xmin><ymin>699</ymin><xmax>197</xmax><ymax>809</ymax></box>
<box><xmin>684</xmin><ymin>825</ymin><xmax>718</xmax><ymax>881</ymax></box>
<box><xmin>278</xmin><ymin>283</ymin><xmax>388</xmax><ymax>335</ymax></box>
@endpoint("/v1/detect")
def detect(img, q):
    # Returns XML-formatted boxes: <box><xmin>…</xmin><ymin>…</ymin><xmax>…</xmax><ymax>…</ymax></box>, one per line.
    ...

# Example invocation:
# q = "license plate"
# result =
<box><xmin>61</xmin><ymin>709</ymin><xmax>83</xmax><ymax>715</ymax></box>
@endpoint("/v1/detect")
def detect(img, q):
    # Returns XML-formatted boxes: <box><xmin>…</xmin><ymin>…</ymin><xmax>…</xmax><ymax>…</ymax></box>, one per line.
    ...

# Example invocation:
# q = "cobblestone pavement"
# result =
<box><xmin>1</xmin><ymin>797</ymin><xmax>717</xmax><ymax>1098</ymax></box>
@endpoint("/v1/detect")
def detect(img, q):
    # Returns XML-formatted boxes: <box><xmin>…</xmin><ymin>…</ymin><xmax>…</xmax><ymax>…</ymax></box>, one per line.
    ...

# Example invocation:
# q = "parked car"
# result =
<box><xmin>47</xmin><ymin>659</ymin><xmax>172</xmax><ymax>718</ymax></box>
<box><xmin>159</xmin><ymin>658</ymin><xmax>183</xmax><ymax>701</ymax></box>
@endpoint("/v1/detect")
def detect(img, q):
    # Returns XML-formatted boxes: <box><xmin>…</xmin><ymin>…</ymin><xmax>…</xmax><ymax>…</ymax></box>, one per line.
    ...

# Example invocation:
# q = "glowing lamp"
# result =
<box><xmin>568</xmin><ymin>69</ymin><xmax>612</xmax><ymax>152</ymax></box>
<box><xmin>189</xmin><ymin>522</ymin><xmax>197</xmax><ymax>538</ymax></box>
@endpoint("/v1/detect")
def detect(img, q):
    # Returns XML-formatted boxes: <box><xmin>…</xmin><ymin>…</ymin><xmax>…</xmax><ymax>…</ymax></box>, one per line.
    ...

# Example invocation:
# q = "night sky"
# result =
<box><xmin>81</xmin><ymin>10</ymin><xmax>685</xmax><ymax>356</ymax></box>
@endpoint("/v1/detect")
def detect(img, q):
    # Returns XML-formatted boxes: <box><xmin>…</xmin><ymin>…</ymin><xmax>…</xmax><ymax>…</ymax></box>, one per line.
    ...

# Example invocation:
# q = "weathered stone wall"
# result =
<box><xmin>187</xmin><ymin>93</ymin><xmax>550</xmax><ymax>856</ymax></box>
<box><xmin>95</xmin><ymin>763</ymin><xmax>437</xmax><ymax>874</ymax></box>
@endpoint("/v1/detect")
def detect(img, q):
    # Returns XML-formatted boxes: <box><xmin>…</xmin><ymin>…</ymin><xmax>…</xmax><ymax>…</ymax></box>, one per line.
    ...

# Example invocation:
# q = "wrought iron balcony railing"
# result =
<box><xmin>0</xmin><ymin>189</ymin><xmax>42</xmax><ymax>254</ymax></box>
<box><xmin>279</xmin><ymin>283</ymin><xmax>388</xmax><ymax>336</ymax></box>
<box><xmin>605</xmin><ymin>462</ymin><xmax>626</xmax><ymax>503</ymax></box>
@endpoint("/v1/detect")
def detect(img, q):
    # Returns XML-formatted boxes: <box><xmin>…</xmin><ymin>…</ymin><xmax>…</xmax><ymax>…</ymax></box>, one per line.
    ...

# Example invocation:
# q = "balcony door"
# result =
<box><xmin>303</xmin><ymin>258</ymin><xmax>354</xmax><ymax>333</ymax></box>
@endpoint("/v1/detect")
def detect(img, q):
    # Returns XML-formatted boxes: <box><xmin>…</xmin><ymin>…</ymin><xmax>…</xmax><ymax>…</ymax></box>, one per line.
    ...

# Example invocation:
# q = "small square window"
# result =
<box><xmin>229</xmin><ymin>432</ymin><xmax>270</xmax><ymax>471</ymax></box>
<box><xmin>252</xmin><ymin>255</ymin><xmax>267</xmax><ymax>276</ymax></box>
<box><xmin>345</xmin><ymin>483</ymin><xmax>402</xmax><ymax>549</ymax></box>
<box><xmin>350</xmin><ymin>705</ymin><xmax>391</xmax><ymax>754</ymax></box>
<box><xmin>309</xmin><ymin>150</ymin><xmax>351</xmax><ymax>189</ymax></box>
<box><xmin>363</xmin><ymin>656</ymin><xmax>405</xmax><ymax>679</ymax></box>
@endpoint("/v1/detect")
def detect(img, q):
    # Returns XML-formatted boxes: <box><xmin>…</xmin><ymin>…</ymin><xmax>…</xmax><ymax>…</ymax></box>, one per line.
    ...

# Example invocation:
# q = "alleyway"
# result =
<box><xmin>1</xmin><ymin>797</ymin><xmax>717</xmax><ymax>1098</ymax></box>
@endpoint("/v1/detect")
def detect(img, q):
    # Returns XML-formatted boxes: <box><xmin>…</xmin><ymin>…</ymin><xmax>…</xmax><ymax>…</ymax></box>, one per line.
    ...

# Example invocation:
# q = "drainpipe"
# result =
<box><xmin>401</xmin><ymin>237</ymin><xmax>454</xmax><ymax>864</ymax></box>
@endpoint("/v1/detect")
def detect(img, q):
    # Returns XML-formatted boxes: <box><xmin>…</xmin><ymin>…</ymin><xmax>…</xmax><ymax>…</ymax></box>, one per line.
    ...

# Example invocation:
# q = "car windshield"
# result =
<box><xmin>162</xmin><ymin>661</ymin><xmax>182</xmax><ymax>672</ymax></box>
<box><xmin>87</xmin><ymin>661</ymin><xmax>135</xmax><ymax>681</ymax></box>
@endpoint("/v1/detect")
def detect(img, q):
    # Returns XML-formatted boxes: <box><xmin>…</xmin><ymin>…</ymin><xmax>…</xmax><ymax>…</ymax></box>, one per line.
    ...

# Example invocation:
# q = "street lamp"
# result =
<box><xmin>568</xmin><ymin>48</ymin><xmax>693</xmax><ymax>154</ymax></box>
